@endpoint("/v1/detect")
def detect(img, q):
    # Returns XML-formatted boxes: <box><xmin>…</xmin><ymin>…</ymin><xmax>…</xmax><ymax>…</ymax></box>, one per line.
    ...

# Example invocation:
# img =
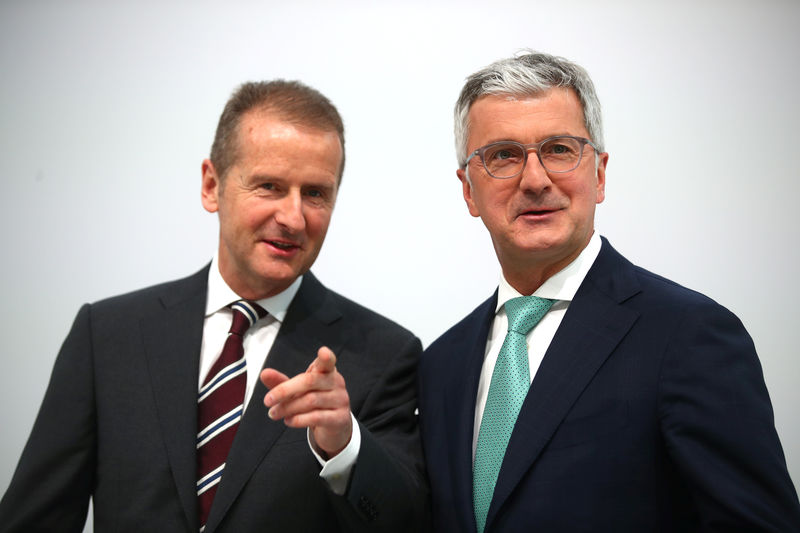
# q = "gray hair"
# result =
<box><xmin>454</xmin><ymin>51</ymin><xmax>604</xmax><ymax>168</ymax></box>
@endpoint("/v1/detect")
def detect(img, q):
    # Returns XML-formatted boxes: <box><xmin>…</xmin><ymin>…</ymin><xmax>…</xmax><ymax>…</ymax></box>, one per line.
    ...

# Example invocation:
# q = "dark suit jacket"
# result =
<box><xmin>0</xmin><ymin>268</ymin><xmax>429</xmax><ymax>532</ymax></box>
<box><xmin>418</xmin><ymin>238</ymin><xmax>800</xmax><ymax>532</ymax></box>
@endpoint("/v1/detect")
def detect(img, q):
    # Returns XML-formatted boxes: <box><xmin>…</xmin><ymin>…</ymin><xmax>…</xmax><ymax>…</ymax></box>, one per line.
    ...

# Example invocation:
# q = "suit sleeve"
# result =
<box><xmin>326</xmin><ymin>334</ymin><xmax>431</xmax><ymax>533</ymax></box>
<box><xmin>659</xmin><ymin>300</ymin><xmax>800</xmax><ymax>531</ymax></box>
<box><xmin>0</xmin><ymin>304</ymin><xmax>96</xmax><ymax>532</ymax></box>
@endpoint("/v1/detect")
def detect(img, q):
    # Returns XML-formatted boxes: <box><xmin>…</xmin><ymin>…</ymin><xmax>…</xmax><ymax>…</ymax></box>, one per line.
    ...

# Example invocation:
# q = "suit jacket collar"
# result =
<box><xmin>204</xmin><ymin>271</ymin><xmax>344</xmax><ymax>533</ymax></box>
<box><xmin>140</xmin><ymin>265</ymin><xmax>210</xmax><ymax>531</ymax></box>
<box><xmin>434</xmin><ymin>291</ymin><xmax>497</xmax><ymax>533</ymax></box>
<box><xmin>480</xmin><ymin>238</ymin><xmax>643</xmax><ymax>532</ymax></box>
<box><xmin>140</xmin><ymin>268</ymin><xmax>342</xmax><ymax>532</ymax></box>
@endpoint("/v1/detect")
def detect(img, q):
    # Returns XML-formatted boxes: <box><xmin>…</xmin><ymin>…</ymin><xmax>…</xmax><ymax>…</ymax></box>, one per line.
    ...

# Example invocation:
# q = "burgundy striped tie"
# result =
<box><xmin>196</xmin><ymin>300</ymin><xmax>266</xmax><ymax>531</ymax></box>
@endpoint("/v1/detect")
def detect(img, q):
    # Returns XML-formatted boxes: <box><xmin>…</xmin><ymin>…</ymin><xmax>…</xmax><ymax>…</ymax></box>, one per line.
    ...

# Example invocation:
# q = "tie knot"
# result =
<box><xmin>505</xmin><ymin>295</ymin><xmax>554</xmax><ymax>335</ymax></box>
<box><xmin>228</xmin><ymin>300</ymin><xmax>267</xmax><ymax>336</ymax></box>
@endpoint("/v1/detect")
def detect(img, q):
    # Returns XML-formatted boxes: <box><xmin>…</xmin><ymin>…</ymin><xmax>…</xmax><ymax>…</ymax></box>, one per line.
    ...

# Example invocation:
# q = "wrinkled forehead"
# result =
<box><xmin>469</xmin><ymin>87</ymin><xmax>583</xmax><ymax>119</ymax></box>
<box><xmin>234</xmin><ymin>109</ymin><xmax>345</xmax><ymax>175</ymax></box>
<box><xmin>467</xmin><ymin>89</ymin><xmax>587</xmax><ymax>143</ymax></box>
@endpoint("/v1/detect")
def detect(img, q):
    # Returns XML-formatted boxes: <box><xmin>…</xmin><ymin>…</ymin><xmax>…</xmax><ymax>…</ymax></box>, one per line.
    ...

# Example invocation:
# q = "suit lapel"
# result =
<box><xmin>140</xmin><ymin>267</ymin><xmax>209</xmax><ymax>531</ymax></box>
<box><xmin>442</xmin><ymin>293</ymin><xmax>497</xmax><ymax>533</ymax></box>
<box><xmin>204</xmin><ymin>272</ymin><xmax>344</xmax><ymax>532</ymax></box>
<box><xmin>485</xmin><ymin>240</ymin><xmax>642</xmax><ymax>531</ymax></box>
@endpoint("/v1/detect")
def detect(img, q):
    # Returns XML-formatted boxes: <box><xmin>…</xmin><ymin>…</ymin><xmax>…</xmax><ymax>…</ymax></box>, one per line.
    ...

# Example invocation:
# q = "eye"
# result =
<box><xmin>542</xmin><ymin>137</ymin><xmax>582</xmax><ymax>155</ymax></box>
<box><xmin>485</xmin><ymin>144</ymin><xmax>523</xmax><ymax>162</ymax></box>
<box><xmin>303</xmin><ymin>186</ymin><xmax>335</xmax><ymax>207</ymax></box>
<box><xmin>254</xmin><ymin>181</ymin><xmax>284</xmax><ymax>197</ymax></box>
<box><xmin>544</xmin><ymin>143</ymin><xmax>573</xmax><ymax>155</ymax></box>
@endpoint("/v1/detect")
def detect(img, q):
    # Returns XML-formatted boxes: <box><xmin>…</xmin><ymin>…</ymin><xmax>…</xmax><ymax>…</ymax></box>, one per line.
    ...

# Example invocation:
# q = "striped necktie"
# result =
<box><xmin>473</xmin><ymin>295</ymin><xmax>554</xmax><ymax>533</ymax></box>
<box><xmin>197</xmin><ymin>300</ymin><xmax>266</xmax><ymax>531</ymax></box>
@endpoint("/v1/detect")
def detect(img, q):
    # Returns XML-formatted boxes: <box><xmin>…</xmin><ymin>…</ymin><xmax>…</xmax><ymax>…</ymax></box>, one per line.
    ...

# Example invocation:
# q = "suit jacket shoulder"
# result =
<box><xmin>586</xmin><ymin>236</ymin><xmax>733</xmax><ymax>314</ymax></box>
<box><xmin>87</xmin><ymin>265</ymin><xmax>209</xmax><ymax>319</ymax></box>
<box><xmin>0</xmin><ymin>265</ymin><xmax>210</xmax><ymax>532</ymax></box>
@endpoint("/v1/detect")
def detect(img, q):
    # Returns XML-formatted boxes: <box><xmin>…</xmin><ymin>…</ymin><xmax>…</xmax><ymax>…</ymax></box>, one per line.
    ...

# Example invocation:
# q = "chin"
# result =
<box><xmin>248</xmin><ymin>263</ymin><xmax>295</xmax><ymax>283</ymax></box>
<box><xmin>259</xmin><ymin>268</ymin><xmax>298</xmax><ymax>284</ymax></box>
<box><xmin>513</xmin><ymin>235</ymin><xmax>568</xmax><ymax>253</ymax></box>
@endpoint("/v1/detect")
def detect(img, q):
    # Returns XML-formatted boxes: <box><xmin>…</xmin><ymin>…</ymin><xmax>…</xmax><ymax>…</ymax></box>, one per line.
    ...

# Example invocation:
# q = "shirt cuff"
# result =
<box><xmin>307</xmin><ymin>411</ymin><xmax>361</xmax><ymax>495</ymax></box>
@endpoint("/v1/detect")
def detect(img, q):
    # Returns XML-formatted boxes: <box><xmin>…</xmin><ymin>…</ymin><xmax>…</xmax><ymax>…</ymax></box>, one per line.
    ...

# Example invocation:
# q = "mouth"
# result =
<box><xmin>518</xmin><ymin>207</ymin><xmax>560</xmax><ymax>218</ymax></box>
<box><xmin>264</xmin><ymin>239</ymin><xmax>301</xmax><ymax>253</ymax></box>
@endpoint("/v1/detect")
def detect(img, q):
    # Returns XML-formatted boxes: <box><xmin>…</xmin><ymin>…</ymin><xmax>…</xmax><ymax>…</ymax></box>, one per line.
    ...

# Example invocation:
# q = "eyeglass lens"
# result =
<box><xmin>482</xmin><ymin>137</ymin><xmax>584</xmax><ymax>177</ymax></box>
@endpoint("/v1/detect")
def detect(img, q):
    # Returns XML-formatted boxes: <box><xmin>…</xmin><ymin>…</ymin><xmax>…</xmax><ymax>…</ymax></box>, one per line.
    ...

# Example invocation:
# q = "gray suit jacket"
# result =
<box><xmin>0</xmin><ymin>267</ymin><xmax>430</xmax><ymax>532</ymax></box>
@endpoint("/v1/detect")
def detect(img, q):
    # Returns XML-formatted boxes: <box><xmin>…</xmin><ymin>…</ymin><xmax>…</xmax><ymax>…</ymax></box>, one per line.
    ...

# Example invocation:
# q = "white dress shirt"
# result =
<box><xmin>472</xmin><ymin>233</ymin><xmax>602</xmax><ymax>461</ymax></box>
<box><xmin>200</xmin><ymin>255</ymin><xmax>359</xmax><ymax>494</ymax></box>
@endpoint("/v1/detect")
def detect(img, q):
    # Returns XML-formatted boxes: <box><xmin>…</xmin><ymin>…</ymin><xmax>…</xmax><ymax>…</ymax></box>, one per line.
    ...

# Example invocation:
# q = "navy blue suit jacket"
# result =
<box><xmin>0</xmin><ymin>268</ymin><xmax>429</xmax><ymax>532</ymax></box>
<box><xmin>419</xmin><ymin>238</ymin><xmax>800</xmax><ymax>532</ymax></box>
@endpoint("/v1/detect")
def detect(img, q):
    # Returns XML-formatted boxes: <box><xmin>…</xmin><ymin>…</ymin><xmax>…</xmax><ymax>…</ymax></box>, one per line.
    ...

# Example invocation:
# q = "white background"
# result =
<box><xmin>2</xmin><ymin>0</ymin><xmax>798</xmax><ymax>525</ymax></box>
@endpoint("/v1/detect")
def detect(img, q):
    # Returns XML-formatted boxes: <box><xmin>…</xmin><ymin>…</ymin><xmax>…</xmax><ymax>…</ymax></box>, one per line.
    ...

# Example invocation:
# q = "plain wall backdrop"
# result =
<box><xmin>2</xmin><ymin>0</ymin><xmax>798</xmax><ymax>527</ymax></box>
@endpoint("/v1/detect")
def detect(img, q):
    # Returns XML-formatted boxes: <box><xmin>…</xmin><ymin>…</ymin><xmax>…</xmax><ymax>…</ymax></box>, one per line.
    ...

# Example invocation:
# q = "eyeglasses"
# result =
<box><xmin>464</xmin><ymin>135</ymin><xmax>599</xmax><ymax>179</ymax></box>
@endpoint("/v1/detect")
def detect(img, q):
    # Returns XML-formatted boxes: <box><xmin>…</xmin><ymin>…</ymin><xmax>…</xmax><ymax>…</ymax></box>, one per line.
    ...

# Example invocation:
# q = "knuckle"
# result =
<box><xmin>307</xmin><ymin>394</ymin><xmax>320</xmax><ymax>409</ymax></box>
<box><xmin>308</xmin><ymin>412</ymin><xmax>322</xmax><ymax>426</ymax></box>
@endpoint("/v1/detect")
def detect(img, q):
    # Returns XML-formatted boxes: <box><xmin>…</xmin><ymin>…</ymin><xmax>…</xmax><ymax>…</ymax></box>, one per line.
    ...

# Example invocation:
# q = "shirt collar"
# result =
<box><xmin>496</xmin><ymin>232</ymin><xmax>602</xmax><ymax>312</ymax></box>
<box><xmin>205</xmin><ymin>253</ymin><xmax>303</xmax><ymax>324</ymax></box>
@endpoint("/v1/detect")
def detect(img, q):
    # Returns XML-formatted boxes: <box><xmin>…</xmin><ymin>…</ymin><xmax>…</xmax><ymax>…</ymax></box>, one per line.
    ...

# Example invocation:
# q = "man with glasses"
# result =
<box><xmin>417</xmin><ymin>51</ymin><xmax>800</xmax><ymax>532</ymax></box>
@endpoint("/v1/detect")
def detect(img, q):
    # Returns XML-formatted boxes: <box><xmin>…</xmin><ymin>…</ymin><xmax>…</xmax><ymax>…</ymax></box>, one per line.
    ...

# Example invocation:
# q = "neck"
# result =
<box><xmin>217</xmin><ymin>257</ymin><xmax>288</xmax><ymax>301</ymax></box>
<box><xmin>502</xmin><ymin>266</ymin><xmax>556</xmax><ymax>296</ymax></box>
<box><xmin>499</xmin><ymin>236</ymin><xmax>593</xmax><ymax>295</ymax></box>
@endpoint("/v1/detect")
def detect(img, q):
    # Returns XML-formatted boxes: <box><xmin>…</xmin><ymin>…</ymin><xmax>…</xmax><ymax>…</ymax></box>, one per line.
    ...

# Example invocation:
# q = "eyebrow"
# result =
<box><xmin>479</xmin><ymin>133</ymin><xmax>577</xmax><ymax>147</ymax></box>
<box><xmin>245</xmin><ymin>173</ymin><xmax>338</xmax><ymax>193</ymax></box>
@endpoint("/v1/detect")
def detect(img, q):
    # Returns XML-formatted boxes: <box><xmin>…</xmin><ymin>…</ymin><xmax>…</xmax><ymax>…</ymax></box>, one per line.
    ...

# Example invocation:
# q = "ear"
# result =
<box><xmin>457</xmin><ymin>168</ymin><xmax>481</xmax><ymax>218</ymax></box>
<box><xmin>595</xmin><ymin>152</ymin><xmax>609</xmax><ymax>204</ymax></box>
<box><xmin>201</xmin><ymin>159</ymin><xmax>221</xmax><ymax>213</ymax></box>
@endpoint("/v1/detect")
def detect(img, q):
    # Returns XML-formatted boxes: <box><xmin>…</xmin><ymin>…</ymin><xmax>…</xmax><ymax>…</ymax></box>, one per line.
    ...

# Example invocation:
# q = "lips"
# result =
<box><xmin>264</xmin><ymin>239</ymin><xmax>301</xmax><ymax>253</ymax></box>
<box><xmin>269</xmin><ymin>240</ymin><xmax>296</xmax><ymax>249</ymax></box>
<box><xmin>517</xmin><ymin>207</ymin><xmax>560</xmax><ymax>218</ymax></box>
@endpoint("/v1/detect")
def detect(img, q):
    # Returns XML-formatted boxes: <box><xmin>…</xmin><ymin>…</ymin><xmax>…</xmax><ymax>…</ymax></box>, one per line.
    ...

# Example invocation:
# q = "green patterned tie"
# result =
<box><xmin>473</xmin><ymin>295</ymin><xmax>554</xmax><ymax>533</ymax></box>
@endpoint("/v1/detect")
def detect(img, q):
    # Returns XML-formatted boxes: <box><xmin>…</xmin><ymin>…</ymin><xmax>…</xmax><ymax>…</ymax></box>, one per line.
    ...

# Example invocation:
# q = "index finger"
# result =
<box><xmin>306</xmin><ymin>346</ymin><xmax>337</xmax><ymax>374</ymax></box>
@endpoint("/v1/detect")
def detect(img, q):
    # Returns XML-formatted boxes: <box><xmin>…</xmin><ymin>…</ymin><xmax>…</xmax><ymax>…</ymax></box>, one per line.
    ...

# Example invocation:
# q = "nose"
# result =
<box><xmin>518</xmin><ymin>151</ymin><xmax>553</xmax><ymax>194</ymax></box>
<box><xmin>274</xmin><ymin>190</ymin><xmax>306</xmax><ymax>232</ymax></box>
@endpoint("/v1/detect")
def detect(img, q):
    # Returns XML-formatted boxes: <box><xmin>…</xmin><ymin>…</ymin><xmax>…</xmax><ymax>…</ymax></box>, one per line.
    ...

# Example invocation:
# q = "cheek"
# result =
<box><xmin>565</xmin><ymin>178</ymin><xmax>599</xmax><ymax>205</ymax></box>
<box><xmin>305</xmin><ymin>208</ymin><xmax>333</xmax><ymax>238</ymax></box>
<box><xmin>238</xmin><ymin>201</ymin><xmax>277</xmax><ymax>229</ymax></box>
<box><xmin>566</xmin><ymin>184</ymin><xmax>601</xmax><ymax>226</ymax></box>
<box><xmin>244</xmin><ymin>211</ymin><xmax>267</xmax><ymax>229</ymax></box>
<box><xmin>474</xmin><ymin>183</ymin><xmax>514</xmax><ymax>217</ymax></box>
